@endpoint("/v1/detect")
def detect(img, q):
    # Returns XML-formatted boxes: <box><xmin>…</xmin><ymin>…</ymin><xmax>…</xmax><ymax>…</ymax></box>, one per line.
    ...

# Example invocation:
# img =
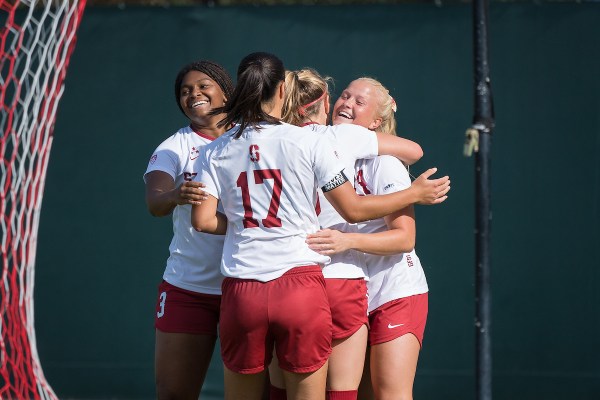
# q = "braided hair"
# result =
<box><xmin>174</xmin><ymin>60</ymin><xmax>234</xmax><ymax>116</ymax></box>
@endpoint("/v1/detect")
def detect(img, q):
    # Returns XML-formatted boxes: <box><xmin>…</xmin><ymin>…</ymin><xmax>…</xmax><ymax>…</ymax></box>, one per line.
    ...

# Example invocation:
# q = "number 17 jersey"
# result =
<box><xmin>196</xmin><ymin>122</ymin><xmax>346</xmax><ymax>282</ymax></box>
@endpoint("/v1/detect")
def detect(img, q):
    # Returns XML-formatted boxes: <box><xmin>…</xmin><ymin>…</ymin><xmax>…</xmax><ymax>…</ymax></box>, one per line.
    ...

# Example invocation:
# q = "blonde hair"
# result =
<box><xmin>282</xmin><ymin>68</ymin><xmax>332</xmax><ymax>126</ymax></box>
<box><xmin>355</xmin><ymin>77</ymin><xmax>397</xmax><ymax>136</ymax></box>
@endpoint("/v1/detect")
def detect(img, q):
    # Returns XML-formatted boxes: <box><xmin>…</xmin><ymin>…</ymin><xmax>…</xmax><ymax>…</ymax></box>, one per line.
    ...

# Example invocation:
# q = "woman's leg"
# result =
<box><xmin>224</xmin><ymin>367</ymin><xmax>267</xmax><ymax>400</ymax></box>
<box><xmin>326</xmin><ymin>325</ymin><xmax>368</xmax><ymax>393</ymax></box>
<box><xmin>283</xmin><ymin>361</ymin><xmax>329</xmax><ymax>400</ymax></box>
<box><xmin>322</xmin><ymin>278</ymin><xmax>368</xmax><ymax>399</ymax></box>
<box><xmin>357</xmin><ymin>346</ymin><xmax>374</xmax><ymax>400</ymax></box>
<box><xmin>369</xmin><ymin>333</ymin><xmax>421</xmax><ymax>400</ymax></box>
<box><xmin>155</xmin><ymin>330</ymin><xmax>217</xmax><ymax>400</ymax></box>
<box><xmin>268</xmin><ymin>352</ymin><xmax>287</xmax><ymax>400</ymax></box>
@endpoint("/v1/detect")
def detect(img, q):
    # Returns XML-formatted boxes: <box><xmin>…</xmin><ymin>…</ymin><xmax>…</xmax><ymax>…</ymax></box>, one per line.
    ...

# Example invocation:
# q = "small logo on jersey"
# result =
<box><xmin>249</xmin><ymin>144</ymin><xmax>260</xmax><ymax>162</ymax></box>
<box><xmin>183</xmin><ymin>172</ymin><xmax>197</xmax><ymax>182</ymax></box>
<box><xmin>383</xmin><ymin>183</ymin><xmax>396</xmax><ymax>191</ymax></box>
<box><xmin>149</xmin><ymin>154</ymin><xmax>157</xmax><ymax>164</ymax></box>
<box><xmin>388</xmin><ymin>323</ymin><xmax>404</xmax><ymax>329</ymax></box>
<box><xmin>190</xmin><ymin>146</ymin><xmax>200</xmax><ymax>160</ymax></box>
<box><xmin>406</xmin><ymin>254</ymin><xmax>414</xmax><ymax>267</ymax></box>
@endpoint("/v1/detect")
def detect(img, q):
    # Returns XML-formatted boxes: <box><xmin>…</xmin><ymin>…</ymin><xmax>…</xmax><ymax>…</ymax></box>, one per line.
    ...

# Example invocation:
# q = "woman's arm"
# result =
<box><xmin>191</xmin><ymin>195</ymin><xmax>227</xmax><ymax>234</ymax></box>
<box><xmin>323</xmin><ymin>167</ymin><xmax>449</xmax><ymax>223</ymax></box>
<box><xmin>375</xmin><ymin>133</ymin><xmax>423</xmax><ymax>166</ymax></box>
<box><xmin>307</xmin><ymin>205</ymin><xmax>415</xmax><ymax>256</ymax></box>
<box><xmin>145</xmin><ymin>171</ymin><xmax>208</xmax><ymax>217</ymax></box>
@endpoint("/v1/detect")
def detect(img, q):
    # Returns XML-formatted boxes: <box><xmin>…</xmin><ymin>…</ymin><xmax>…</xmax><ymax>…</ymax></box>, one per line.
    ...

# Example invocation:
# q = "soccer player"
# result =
<box><xmin>267</xmin><ymin>67</ymin><xmax>423</xmax><ymax>400</ymax></box>
<box><xmin>308</xmin><ymin>77</ymin><xmax>430</xmax><ymax>400</ymax></box>
<box><xmin>143</xmin><ymin>60</ymin><xmax>233</xmax><ymax>400</ymax></box>
<box><xmin>190</xmin><ymin>52</ymin><xmax>449</xmax><ymax>400</ymax></box>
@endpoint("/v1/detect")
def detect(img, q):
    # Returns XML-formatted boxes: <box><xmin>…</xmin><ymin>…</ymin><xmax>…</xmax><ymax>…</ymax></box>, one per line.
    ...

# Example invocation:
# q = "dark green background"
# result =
<box><xmin>34</xmin><ymin>3</ymin><xmax>599</xmax><ymax>399</ymax></box>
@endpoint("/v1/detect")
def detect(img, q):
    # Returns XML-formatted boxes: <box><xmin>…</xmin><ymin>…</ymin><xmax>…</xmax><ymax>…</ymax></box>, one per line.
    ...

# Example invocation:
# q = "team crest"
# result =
<box><xmin>190</xmin><ymin>146</ymin><xmax>200</xmax><ymax>160</ymax></box>
<box><xmin>249</xmin><ymin>144</ymin><xmax>260</xmax><ymax>162</ymax></box>
<box><xmin>149</xmin><ymin>154</ymin><xmax>157</xmax><ymax>164</ymax></box>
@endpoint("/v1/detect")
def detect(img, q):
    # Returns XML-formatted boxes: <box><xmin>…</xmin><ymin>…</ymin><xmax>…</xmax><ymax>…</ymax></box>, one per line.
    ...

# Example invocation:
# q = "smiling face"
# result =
<box><xmin>331</xmin><ymin>79</ymin><xmax>382</xmax><ymax>130</ymax></box>
<box><xmin>179</xmin><ymin>70</ymin><xmax>227</xmax><ymax>128</ymax></box>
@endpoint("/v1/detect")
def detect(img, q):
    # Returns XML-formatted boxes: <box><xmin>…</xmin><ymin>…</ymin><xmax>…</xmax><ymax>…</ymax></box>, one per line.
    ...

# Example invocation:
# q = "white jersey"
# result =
<box><xmin>196</xmin><ymin>122</ymin><xmax>347</xmax><ymax>282</ymax></box>
<box><xmin>144</xmin><ymin>125</ymin><xmax>224</xmax><ymax>295</ymax></box>
<box><xmin>303</xmin><ymin>123</ymin><xmax>379</xmax><ymax>279</ymax></box>
<box><xmin>355</xmin><ymin>155</ymin><xmax>429</xmax><ymax>312</ymax></box>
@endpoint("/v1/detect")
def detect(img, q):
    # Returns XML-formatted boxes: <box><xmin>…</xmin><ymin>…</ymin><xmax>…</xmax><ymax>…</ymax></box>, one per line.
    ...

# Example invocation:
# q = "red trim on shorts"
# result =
<box><xmin>367</xmin><ymin>293</ymin><xmax>428</xmax><ymax>347</ymax></box>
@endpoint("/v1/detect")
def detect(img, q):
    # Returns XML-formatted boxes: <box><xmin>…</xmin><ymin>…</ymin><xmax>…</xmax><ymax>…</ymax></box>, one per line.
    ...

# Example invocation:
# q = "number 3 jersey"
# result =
<box><xmin>144</xmin><ymin>126</ymin><xmax>225</xmax><ymax>295</ymax></box>
<box><xmin>196</xmin><ymin>122</ymin><xmax>346</xmax><ymax>282</ymax></box>
<box><xmin>355</xmin><ymin>155</ymin><xmax>429</xmax><ymax>312</ymax></box>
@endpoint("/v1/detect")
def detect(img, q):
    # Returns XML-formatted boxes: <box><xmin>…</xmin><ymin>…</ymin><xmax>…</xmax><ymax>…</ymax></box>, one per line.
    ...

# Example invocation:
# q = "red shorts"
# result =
<box><xmin>154</xmin><ymin>280</ymin><xmax>221</xmax><ymax>335</ymax></box>
<box><xmin>219</xmin><ymin>266</ymin><xmax>332</xmax><ymax>374</ymax></box>
<box><xmin>368</xmin><ymin>293</ymin><xmax>428</xmax><ymax>347</ymax></box>
<box><xmin>325</xmin><ymin>278</ymin><xmax>368</xmax><ymax>340</ymax></box>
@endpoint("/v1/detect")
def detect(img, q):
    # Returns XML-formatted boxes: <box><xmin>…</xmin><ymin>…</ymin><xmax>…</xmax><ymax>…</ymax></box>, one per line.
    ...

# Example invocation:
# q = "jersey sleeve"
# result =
<box><xmin>143</xmin><ymin>136</ymin><xmax>181</xmax><ymax>182</ymax></box>
<box><xmin>337</xmin><ymin>124</ymin><xmax>378</xmax><ymax>161</ymax></box>
<box><xmin>312</xmin><ymin>133</ymin><xmax>347</xmax><ymax>189</ymax></box>
<box><xmin>371</xmin><ymin>155</ymin><xmax>412</xmax><ymax>195</ymax></box>
<box><xmin>194</xmin><ymin>148</ymin><xmax>220</xmax><ymax>200</ymax></box>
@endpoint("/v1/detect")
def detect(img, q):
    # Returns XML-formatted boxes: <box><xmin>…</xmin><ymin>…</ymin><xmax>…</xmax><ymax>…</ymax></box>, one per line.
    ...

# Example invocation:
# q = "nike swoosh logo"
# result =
<box><xmin>388</xmin><ymin>323</ymin><xmax>405</xmax><ymax>329</ymax></box>
<box><xmin>190</xmin><ymin>155</ymin><xmax>199</xmax><ymax>160</ymax></box>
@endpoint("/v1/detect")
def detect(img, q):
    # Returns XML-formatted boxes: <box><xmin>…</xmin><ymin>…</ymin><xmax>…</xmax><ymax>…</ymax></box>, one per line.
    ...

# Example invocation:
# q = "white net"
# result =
<box><xmin>1</xmin><ymin>1</ymin><xmax>86</xmax><ymax>398</ymax></box>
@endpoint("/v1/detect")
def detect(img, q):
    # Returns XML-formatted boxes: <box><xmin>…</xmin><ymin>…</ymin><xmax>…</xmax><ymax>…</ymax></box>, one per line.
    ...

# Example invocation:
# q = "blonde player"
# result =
<box><xmin>308</xmin><ymin>77</ymin><xmax>430</xmax><ymax>400</ymax></box>
<box><xmin>190</xmin><ymin>52</ymin><xmax>449</xmax><ymax>400</ymax></box>
<box><xmin>266</xmin><ymin>68</ymin><xmax>423</xmax><ymax>400</ymax></box>
<box><xmin>144</xmin><ymin>60</ymin><xmax>233</xmax><ymax>400</ymax></box>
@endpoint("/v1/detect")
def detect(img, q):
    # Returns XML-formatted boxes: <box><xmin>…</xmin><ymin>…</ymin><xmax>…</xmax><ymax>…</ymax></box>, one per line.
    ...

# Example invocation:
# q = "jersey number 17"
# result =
<box><xmin>236</xmin><ymin>169</ymin><xmax>283</xmax><ymax>228</ymax></box>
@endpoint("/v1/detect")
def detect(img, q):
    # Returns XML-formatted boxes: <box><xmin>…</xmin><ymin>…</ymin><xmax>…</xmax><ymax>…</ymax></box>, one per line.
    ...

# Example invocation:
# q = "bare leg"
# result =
<box><xmin>326</xmin><ymin>325</ymin><xmax>368</xmax><ymax>391</ymax></box>
<box><xmin>283</xmin><ymin>360</ymin><xmax>329</xmax><ymax>400</ymax></box>
<box><xmin>370</xmin><ymin>333</ymin><xmax>421</xmax><ymax>400</ymax></box>
<box><xmin>155</xmin><ymin>330</ymin><xmax>217</xmax><ymax>400</ymax></box>
<box><xmin>357</xmin><ymin>346</ymin><xmax>374</xmax><ymax>400</ymax></box>
<box><xmin>224</xmin><ymin>367</ymin><xmax>267</xmax><ymax>400</ymax></box>
<box><xmin>268</xmin><ymin>350</ymin><xmax>286</xmax><ymax>388</ymax></box>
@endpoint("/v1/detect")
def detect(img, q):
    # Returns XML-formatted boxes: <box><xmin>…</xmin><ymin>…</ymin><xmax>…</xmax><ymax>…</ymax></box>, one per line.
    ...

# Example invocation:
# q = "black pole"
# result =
<box><xmin>471</xmin><ymin>0</ymin><xmax>494</xmax><ymax>398</ymax></box>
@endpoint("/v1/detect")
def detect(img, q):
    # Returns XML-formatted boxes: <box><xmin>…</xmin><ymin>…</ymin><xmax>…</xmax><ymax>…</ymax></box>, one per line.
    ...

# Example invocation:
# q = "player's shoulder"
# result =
<box><xmin>272</xmin><ymin>122</ymin><xmax>323</xmax><ymax>144</ymax></box>
<box><xmin>155</xmin><ymin>125</ymin><xmax>193</xmax><ymax>146</ymax></box>
<box><xmin>374</xmin><ymin>155</ymin><xmax>411</xmax><ymax>182</ymax></box>
<box><xmin>377</xmin><ymin>154</ymin><xmax>407</xmax><ymax>169</ymax></box>
<box><xmin>329</xmin><ymin>123</ymin><xmax>374</xmax><ymax>138</ymax></box>
<box><xmin>169</xmin><ymin>125</ymin><xmax>195</xmax><ymax>139</ymax></box>
<box><xmin>202</xmin><ymin>129</ymin><xmax>235</xmax><ymax>153</ymax></box>
<box><xmin>302</xmin><ymin>123</ymin><xmax>330</xmax><ymax>135</ymax></box>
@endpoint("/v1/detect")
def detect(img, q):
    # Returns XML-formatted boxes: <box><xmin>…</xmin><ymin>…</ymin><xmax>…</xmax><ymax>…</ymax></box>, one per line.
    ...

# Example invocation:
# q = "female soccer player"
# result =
<box><xmin>308</xmin><ymin>77</ymin><xmax>430</xmax><ymax>400</ymax></box>
<box><xmin>190</xmin><ymin>52</ymin><xmax>449</xmax><ymax>400</ymax></box>
<box><xmin>143</xmin><ymin>60</ymin><xmax>233</xmax><ymax>400</ymax></box>
<box><xmin>267</xmin><ymin>67</ymin><xmax>423</xmax><ymax>400</ymax></box>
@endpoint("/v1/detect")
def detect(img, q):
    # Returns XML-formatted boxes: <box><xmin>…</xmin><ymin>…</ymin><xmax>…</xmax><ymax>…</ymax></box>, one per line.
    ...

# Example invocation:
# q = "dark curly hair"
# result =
<box><xmin>174</xmin><ymin>60</ymin><xmax>234</xmax><ymax>116</ymax></box>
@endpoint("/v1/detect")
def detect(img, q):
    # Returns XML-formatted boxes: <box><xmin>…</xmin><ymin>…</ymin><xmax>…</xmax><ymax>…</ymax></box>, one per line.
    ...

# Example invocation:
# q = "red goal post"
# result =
<box><xmin>1</xmin><ymin>1</ymin><xmax>86</xmax><ymax>398</ymax></box>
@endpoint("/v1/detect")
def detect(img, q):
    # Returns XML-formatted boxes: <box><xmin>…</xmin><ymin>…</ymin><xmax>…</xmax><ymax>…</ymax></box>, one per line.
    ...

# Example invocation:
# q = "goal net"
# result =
<box><xmin>1</xmin><ymin>1</ymin><xmax>86</xmax><ymax>398</ymax></box>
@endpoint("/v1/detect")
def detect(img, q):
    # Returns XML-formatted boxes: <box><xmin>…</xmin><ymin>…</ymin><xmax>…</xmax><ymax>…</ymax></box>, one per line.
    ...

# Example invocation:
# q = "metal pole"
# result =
<box><xmin>471</xmin><ymin>0</ymin><xmax>494</xmax><ymax>398</ymax></box>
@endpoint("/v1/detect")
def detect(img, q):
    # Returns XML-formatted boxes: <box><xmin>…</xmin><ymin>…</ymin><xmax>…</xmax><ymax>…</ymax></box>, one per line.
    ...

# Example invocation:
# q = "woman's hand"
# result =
<box><xmin>173</xmin><ymin>180</ymin><xmax>209</xmax><ymax>206</ymax></box>
<box><xmin>306</xmin><ymin>229</ymin><xmax>353</xmax><ymax>255</ymax></box>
